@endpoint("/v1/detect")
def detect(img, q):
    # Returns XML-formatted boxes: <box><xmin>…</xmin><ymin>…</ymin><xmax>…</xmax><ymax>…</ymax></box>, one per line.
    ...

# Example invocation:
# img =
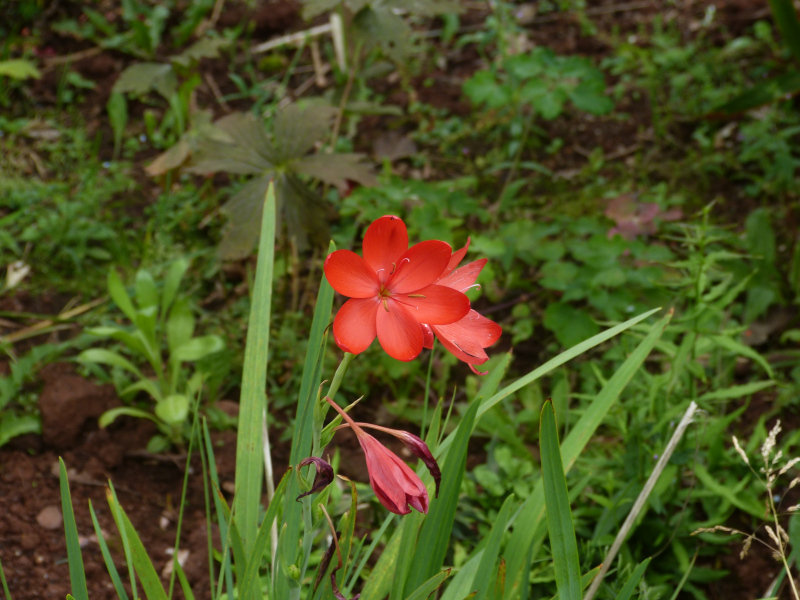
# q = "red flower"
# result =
<box><xmin>421</xmin><ymin>239</ymin><xmax>502</xmax><ymax>375</ymax></box>
<box><xmin>325</xmin><ymin>397</ymin><xmax>431</xmax><ymax>515</ymax></box>
<box><xmin>324</xmin><ymin>216</ymin><xmax>471</xmax><ymax>362</ymax></box>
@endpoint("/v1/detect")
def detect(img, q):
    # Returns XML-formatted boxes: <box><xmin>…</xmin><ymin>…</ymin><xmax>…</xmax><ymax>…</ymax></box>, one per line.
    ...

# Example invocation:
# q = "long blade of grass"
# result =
<box><xmin>173</xmin><ymin>561</ymin><xmax>196</xmax><ymax>600</ymax></box>
<box><xmin>473</xmin><ymin>494</ymin><xmax>517</xmax><ymax>600</ymax></box>
<box><xmin>281</xmin><ymin>240</ymin><xmax>335</xmax><ymax>582</ymax></box>
<box><xmin>344</xmin><ymin>514</ymin><xmax>395</xmax><ymax>596</ymax></box>
<box><xmin>404</xmin><ymin>398</ymin><xmax>480</xmax><ymax>593</ymax></box>
<box><xmin>615</xmin><ymin>558</ymin><xmax>651</xmax><ymax>600</ymax></box>
<box><xmin>234</xmin><ymin>182</ymin><xmax>276</xmax><ymax>557</ymax></box>
<box><xmin>58</xmin><ymin>457</ymin><xmax>88</xmax><ymax>600</ymax></box>
<box><xmin>583</xmin><ymin>402</ymin><xmax>697</xmax><ymax>600</ymax></box>
<box><xmin>107</xmin><ymin>488</ymin><xmax>169</xmax><ymax>600</ymax></box>
<box><xmin>768</xmin><ymin>0</ymin><xmax>800</xmax><ymax>62</ymax></box>
<box><xmin>108</xmin><ymin>482</ymin><xmax>137</xmax><ymax>600</ymax></box>
<box><xmin>89</xmin><ymin>500</ymin><xmax>129</xmax><ymax>600</ymax></box>
<box><xmin>0</xmin><ymin>554</ymin><xmax>11</xmax><ymax>600</ymax></box>
<box><xmin>403</xmin><ymin>569</ymin><xmax>451</xmax><ymax>600</ymax></box>
<box><xmin>437</xmin><ymin>308</ymin><xmax>662</xmax><ymax>460</ymax></box>
<box><xmin>540</xmin><ymin>400</ymin><xmax>582</xmax><ymax>600</ymax></box>
<box><xmin>239</xmin><ymin>468</ymin><xmax>292</xmax><ymax>599</ymax></box>
<box><xmin>503</xmin><ymin>310</ymin><xmax>671</xmax><ymax>599</ymax></box>
<box><xmin>202</xmin><ymin>420</ymin><xmax>234</xmax><ymax>599</ymax></box>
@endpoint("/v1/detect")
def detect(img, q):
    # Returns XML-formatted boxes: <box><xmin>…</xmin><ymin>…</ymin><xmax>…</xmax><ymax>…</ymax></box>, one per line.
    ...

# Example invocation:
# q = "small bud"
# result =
<box><xmin>296</xmin><ymin>457</ymin><xmax>334</xmax><ymax>502</ymax></box>
<box><xmin>288</xmin><ymin>564</ymin><xmax>300</xmax><ymax>580</ymax></box>
<box><xmin>394</xmin><ymin>431</ymin><xmax>442</xmax><ymax>498</ymax></box>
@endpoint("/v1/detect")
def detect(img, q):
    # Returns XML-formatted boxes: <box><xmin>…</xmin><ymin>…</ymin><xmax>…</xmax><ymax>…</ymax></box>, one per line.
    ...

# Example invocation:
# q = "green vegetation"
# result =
<box><xmin>2</xmin><ymin>0</ymin><xmax>800</xmax><ymax>598</ymax></box>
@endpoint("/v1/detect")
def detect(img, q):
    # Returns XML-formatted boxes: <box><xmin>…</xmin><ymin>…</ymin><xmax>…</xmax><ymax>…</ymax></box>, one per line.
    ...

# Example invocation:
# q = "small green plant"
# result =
<box><xmin>78</xmin><ymin>259</ymin><xmax>224</xmax><ymax>450</ymax></box>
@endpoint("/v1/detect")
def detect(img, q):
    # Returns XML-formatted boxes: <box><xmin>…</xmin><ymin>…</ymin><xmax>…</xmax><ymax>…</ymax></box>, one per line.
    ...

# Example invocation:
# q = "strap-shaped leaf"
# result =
<box><xmin>59</xmin><ymin>458</ymin><xmax>88</xmax><ymax>600</ymax></box>
<box><xmin>541</xmin><ymin>401</ymin><xmax>581</xmax><ymax>600</ymax></box>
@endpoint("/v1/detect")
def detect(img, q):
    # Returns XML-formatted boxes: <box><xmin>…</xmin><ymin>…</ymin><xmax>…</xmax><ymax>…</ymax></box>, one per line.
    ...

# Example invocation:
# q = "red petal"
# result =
<box><xmin>376</xmin><ymin>301</ymin><xmax>423</xmax><ymax>361</ymax></box>
<box><xmin>360</xmin><ymin>433</ymin><xmax>425</xmax><ymax>514</ymax></box>
<box><xmin>421</xmin><ymin>324</ymin><xmax>434</xmax><ymax>349</ymax></box>
<box><xmin>399</xmin><ymin>285</ymin><xmax>470</xmax><ymax>325</ymax></box>
<box><xmin>333</xmin><ymin>297</ymin><xmax>379</xmax><ymax>354</ymax></box>
<box><xmin>387</xmin><ymin>240</ymin><xmax>452</xmax><ymax>294</ymax></box>
<box><xmin>363</xmin><ymin>216</ymin><xmax>408</xmax><ymax>285</ymax></box>
<box><xmin>440</xmin><ymin>237</ymin><xmax>471</xmax><ymax>279</ymax></box>
<box><xmin>432</xmin><ymin>310</ymin><xmax>502</xmax><ymax>361</ymax></box>
<box><xmin>324</xmin><ymin>250</ymin><xmax>379</xmax><ymax>298</ymax></box>
<box><xmin>438</xmin><ymin>259</ymin><xmax>487</xmax><ymax>293</ymax></box>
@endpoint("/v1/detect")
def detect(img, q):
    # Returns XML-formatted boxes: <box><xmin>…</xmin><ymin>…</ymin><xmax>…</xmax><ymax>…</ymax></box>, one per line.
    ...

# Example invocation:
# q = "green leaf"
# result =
<box><xmin>106</xmin><ymin>489</ymin><xmax>169</xmax><ymax>600</ymax></box>
<box><xmin>89</xmin><ymin>500</ymin><xmax>129</xmax><ymax>600</ymax></box>
<box><xmin>233</xmin><ymin>182</ymin><xmax>276</xmax><ymax>558</ymax></box>
<box><xmin>167</xmin><ymin>298</ymin><xmax>196</xmax><ymax>354</ymax></box>
<box><xmin>615</xmin><ymin>558</ymin><xmax>651</xmax><ymax>600</ymax></box>
<box><xmin>0</xmin><ymin>59</ymin><xmax>41</xmax><ymax>80</ymax></box>
<box><xmin>171</xmin><ymin>37</ymin><xmax>231</xmax><ymax>67</ymax></box>
<box><xmin>99</xmin><ymin>407</ymin><xmax>160</xmax><ymax>428</ymax></box>
<box><xmin>403</xmin><ymin>569</ymin><xmax>451</xmax><ymax>600</ymax></box>
<box><xmin>293</xmin><ymin>152</ymin><xmax>377</xmax><ymax>190</ymax></box>
<box><xmin>540</xmin><ymin>401</ymin><xmax>581</xmax><ymax>600</ymax></box>
<box><xmin>155</xmin><ymin>395</ymin><xmax>189</xmax><ymax>426</ymax></box>
<box><xmin>119</xmin><ymin>379</ymin><xmax>163</xmax><ymax>403</ymax></box>
<box><xmin>59</xmin><ymin>458</ymin><xmax>88</xmax><ymax>600</ymax></box>
<box><xmin>86</xmin><ymin>326</ymin><xmax>150</xmax><ymax>359</ymax></box>
<box><xmin>768</xmin><ymin>0</ymin><xmax>800</xmax><ymax>62</ymax></box>
<box><xmin>113</xmin><ymin>62</ymin><xmax>177</xmax><ymax>98</ymax></box>
<box><xmin>78</xmin><ymin>348</ymin><xmax>145</xmax><ymax>379</ymax></box>
<box><xmin>708</xmin><ymin>334</ymin><xmax>774</xmax><ymax>378</ymax></box>
<box><xmin>710</xmin><ymin>70</ymin><xmax>800</xmax><ymax>116</ymax></box>
<box><xmin>108</xmin><ymin>269</ymin><xmax>137</xmax><ymax>322</ymax></box>
<box><xmin>472</xmin><ymin>494</ymin><xmax>517</xmax><ymax>600</ymax></box>
<box><xmin>502</xmin><ymin>310</ymin><xmax>670</xmax><ymax>599</ymax></box>
<box><xmin>404</xmin><ymin>398</ymin><xmax>480</xmax><ymax>592</ymax></box>
<box><xmin>0</xmin><ymin>413</ymin><xmax>41</xmax><ymax>448</ymax></box>
<box><xmin>161</xmin><ymin>258</ymin><xmax>189</xmax><ymax>317</ymax></box>
<box><xmin>543</xmin><ymin>302</ymin><xmax>600</xmax><ymax>348</ymax></box>
<box><xmin>107</xmin><ymin>92</ymin><xmax>128</xmax><ymax>159</ymax></box>
<box><xmin>273</xmin><ymin>103</ymin><xmax>337</xmax><ymax>161</ymax></box>
<box><xmin>170</xmin><ymin>335</ymin><xmax>223</xmax><ymax>362</ymax></box>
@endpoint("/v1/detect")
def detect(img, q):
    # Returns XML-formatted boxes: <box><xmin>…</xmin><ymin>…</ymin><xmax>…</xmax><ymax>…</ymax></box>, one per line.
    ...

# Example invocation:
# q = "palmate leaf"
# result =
<box><xmin>189</xmin><ymin>104</ymin><xmax>374</xmax><ymax>257</ymax></box>
<box><xmin>112</xmin><ymin>62</ymin><xmax>177</xmax><ymax>99</ymax></box>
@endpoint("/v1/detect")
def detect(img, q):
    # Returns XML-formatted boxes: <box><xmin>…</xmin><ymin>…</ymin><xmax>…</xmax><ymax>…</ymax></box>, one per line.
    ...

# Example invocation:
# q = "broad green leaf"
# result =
<box><xmin>78</xmin><ymin>348</ymin><xmax>145</xmax><ymax>379</ymax></box>
<box><xmin>273</xmin><ymin>103</ymin><xmax>337</xmax><ymax>161</ymax></box>
<box><xmin>503</xmin><ymin>310</ymin><xmax>670</xmax><ymax>599</ymax></box>
<box><xmin>59</xmin><ymin>458</ymin><xmax>88</xmax><ymax>600</ymax></box>
<box><xmin>167</xmin><ymin>298</ymin><xmax>195</xmax><ymax>354</ymax></box>
<box><xmin>0</xmin><ymin>413</ymin><xmax>40</xmax><ymax>447</ymax></box>
<box><xmin>404</xmin><ymin>398</ymin><xmax>480</xmax><ymax>592</ymax></box>
<box><xmin>113</xmin><ymin>62</ymin><xmax>177</xmax><ymax>98</ymax></box>
<box><xmin>170</xmin><ymin>335</ymin><xmax>224</xmax><ymax>362</ymax></box>
<box><xmin>155</xmin><ymin>394</ymin><xmax>189</xmax><ymax>425</ymax></box>
<box><xmin>135</xmin><ymin>269</ymin><xmax>159</xmax><ymax>309</ymax></box>
<box><xmin>86</xmin><ymin>326</ymin><xmax>149</xmax><ymax>359</ymax></box>
<box><xmin>293</xmin><ymin>152</ymin><xmax>377</xmax><ymax>190</ymax></box>
<box><xmin>234</xmin><ymin>182</ymin><xmax>276</xmax><ymax>557</ymax></box>
<box><xmin>540</xmin><ymin>401</ymin><xmax>581</xmax><ymax>600</ymax></box>
<box><xmin>161</xmin><ymin>258</ymin><xmax>189</xmax><ymax>317</ymax></box>
<box><xmin>403</xmin><ymin>569</ymin><xmax>451</xmax><ymax>600</ymax></box>
<box><xmin>119</xmin><ymin>379</ymin><xmax>163</xmax><ymax>403</ymax></box>
<box><xmin>0</xmin><ymin>59</ymin><xmax>41</xmax><ymax>80</ymax></box>
<box><xmin>108</xmin><ymin>269</ymin><xmax>137</xmax><ymax>322</ymax></box>
<box><xmin>99</xmin><ymin>407</ymin><xmax>160</xmax><ymax>428</ymax></box>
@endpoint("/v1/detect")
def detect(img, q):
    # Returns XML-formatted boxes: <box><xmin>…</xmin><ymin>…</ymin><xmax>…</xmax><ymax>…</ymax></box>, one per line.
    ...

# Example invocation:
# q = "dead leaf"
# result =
<box><xmin>605</xmin><ymin>194</ymin><xmax>682</xmax><ymax>240</ymax></box>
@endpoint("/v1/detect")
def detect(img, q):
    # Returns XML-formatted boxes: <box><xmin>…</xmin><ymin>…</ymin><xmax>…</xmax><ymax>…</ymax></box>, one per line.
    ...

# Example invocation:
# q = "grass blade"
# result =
<box><xmin>540</xmin><ymin>400</ymin><xmax>581</xmax><ymax>600</ymax></box>
<box><xmin>473</xmin><ymin>494</ymin><xmax>517</xmax><ymax>600</ymax></box>
<box><xmin>503</xmin><ymin>310</ymin><xmax>671</xmax><ymax>599</ymax></box>
<box><xmin>89</xmin><ymin>500</ymin><xmax>129</xmax><ymax>600</ymax></box>
<box><xmin>0</xmin><ymin>554</ymin><xmax>12</xmax><ymax>600</ymax></box>
<box><xmin>403</xmin><ymin>569</ymin><xmax>451</xmax><ymax>600</ymax></box>
<box><xmin>58</xmin><ymin>458</ymin><xmax>88</xmax><ymax>600</ymax></box>
<box><xmin>234</xmin><ymin>182</ymin><xmax>276</xmax><ymax>557</ymax></box>
<box><xmin>615</xmin><ymin>558</ymin><xmax>651</xmax><ymax>600</ymax></box>
<box><xmin>404</xmin><ymin>398</ymin><xmax>480</xmax><ymax>593</ymax></box>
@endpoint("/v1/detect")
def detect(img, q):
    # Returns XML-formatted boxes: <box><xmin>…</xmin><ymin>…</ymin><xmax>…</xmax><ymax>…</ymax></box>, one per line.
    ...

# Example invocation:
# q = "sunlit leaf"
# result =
<box><xmin>0</xmin><ymin>59</ymin><xmax>41</xmax><ymax>80</ymax></box>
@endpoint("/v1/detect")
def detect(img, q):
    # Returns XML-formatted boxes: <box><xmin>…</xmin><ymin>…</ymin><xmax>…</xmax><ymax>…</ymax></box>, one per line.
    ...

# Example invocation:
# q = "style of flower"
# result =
<box><xmin>324</xmin><ymin>396</ymin><xmax>438</xmax><ymax>515</ymax></box>
<box><xmin>421</xmin><ymin>239</ymin><xmax>502</xmax><ymax>374</ymax></box>
<box><xmin>324</xmin><ymin>216</ymin><xmax>471</xmax><ymax>362</ymax></box>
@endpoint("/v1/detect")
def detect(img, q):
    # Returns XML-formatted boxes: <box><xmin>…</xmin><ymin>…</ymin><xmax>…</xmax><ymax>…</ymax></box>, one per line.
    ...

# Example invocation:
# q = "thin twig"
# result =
<box><xmin>583</xmin><ymin>401</ymin><xmax>699</xmax><ymax>600</ymax></box>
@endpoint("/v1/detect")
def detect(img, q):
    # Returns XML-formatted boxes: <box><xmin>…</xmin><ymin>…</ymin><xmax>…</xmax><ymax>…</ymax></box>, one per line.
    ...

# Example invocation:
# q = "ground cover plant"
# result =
<box><xmin>1</xmin><ymin>0</ymin><xmax>800</xmax><ymax>599</ymax></box>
